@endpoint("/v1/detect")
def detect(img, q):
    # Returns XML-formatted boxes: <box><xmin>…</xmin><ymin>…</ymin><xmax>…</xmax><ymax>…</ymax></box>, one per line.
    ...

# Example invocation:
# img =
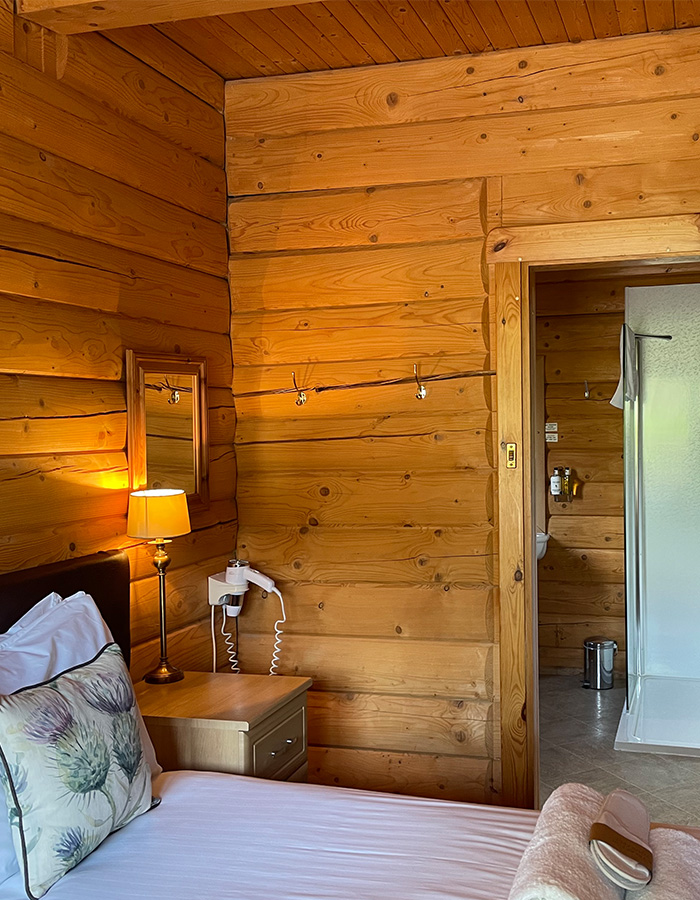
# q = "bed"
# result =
<box><xmin>0</xmin><ymin>550</ymin><xmax>667</xmax><ymax>900</ymax></box>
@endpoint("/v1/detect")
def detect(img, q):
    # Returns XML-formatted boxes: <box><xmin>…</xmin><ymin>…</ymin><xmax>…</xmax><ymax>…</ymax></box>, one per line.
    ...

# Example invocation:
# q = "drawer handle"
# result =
<box><xmin>269</xmin><ymin>737</ymin><xmax>298</xmax><ymax>758</ymax></box>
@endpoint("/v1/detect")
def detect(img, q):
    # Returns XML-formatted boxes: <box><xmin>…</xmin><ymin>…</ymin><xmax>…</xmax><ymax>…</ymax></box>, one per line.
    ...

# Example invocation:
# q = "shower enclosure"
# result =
<box><xmin>616</xmin><ymin>283</ymin><xmax>700</xmax><ymax>755</ymax></box>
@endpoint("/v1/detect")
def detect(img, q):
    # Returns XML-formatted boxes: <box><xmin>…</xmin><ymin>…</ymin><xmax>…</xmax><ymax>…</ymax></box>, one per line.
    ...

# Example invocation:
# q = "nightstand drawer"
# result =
<box><xmin>251</xmin><ymin>704</ymin><xmax>306</xmax><ymax>779</ymax></box>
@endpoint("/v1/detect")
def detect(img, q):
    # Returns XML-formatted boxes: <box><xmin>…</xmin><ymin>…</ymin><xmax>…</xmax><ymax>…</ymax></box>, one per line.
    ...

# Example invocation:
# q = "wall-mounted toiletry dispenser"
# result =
<box><xmin>550</xmin><ymin>466</ymin><xmax>574</xmax><ymax>503</ymax></box>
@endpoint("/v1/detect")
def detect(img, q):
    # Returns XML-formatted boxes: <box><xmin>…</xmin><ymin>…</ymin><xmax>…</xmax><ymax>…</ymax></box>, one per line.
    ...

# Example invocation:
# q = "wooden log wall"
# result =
<box><xmin>229</xmin><ymin>182</ymin><xmax>498</xmax><ymax>803</ymax></box>
<box><xmin>226</xmin><ymin>25</ymin><xmax>700</xmax><ymax>804</ymax></box>
<box><xmin>535</xmin><ymin>274</ymin><xmax>625</xmax><ymax>674</ymax></box>
<box><xmin>0</xmin><ymin>2</ymin><xmax>236</xmax><ymax>676</ymax></box>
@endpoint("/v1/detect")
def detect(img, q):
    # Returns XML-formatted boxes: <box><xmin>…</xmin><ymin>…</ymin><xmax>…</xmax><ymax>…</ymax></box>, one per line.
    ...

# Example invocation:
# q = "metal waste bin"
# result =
<box><xmin>583</xmin><ymin>636</ymin><xmax>617</xmax><ymax>690</ymax></box>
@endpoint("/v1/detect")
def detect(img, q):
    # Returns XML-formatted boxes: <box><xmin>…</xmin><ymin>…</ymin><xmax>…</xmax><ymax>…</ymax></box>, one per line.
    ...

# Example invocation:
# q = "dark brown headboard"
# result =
<box><xmin>0</xmin><ymin>551</ymin><xmax>131</xmax><ymax>665</ymax></box>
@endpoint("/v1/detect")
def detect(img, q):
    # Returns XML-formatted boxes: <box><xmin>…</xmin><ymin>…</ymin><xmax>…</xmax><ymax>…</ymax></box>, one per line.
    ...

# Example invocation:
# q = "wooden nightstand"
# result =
<box><xmin>135</xmin><ymin>672</ymin><xmax>312</xmax><ymax>782</ymax></box>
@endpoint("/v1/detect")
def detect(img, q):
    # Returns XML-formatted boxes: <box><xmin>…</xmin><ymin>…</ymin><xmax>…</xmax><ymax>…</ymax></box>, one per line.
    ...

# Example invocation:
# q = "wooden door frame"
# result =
<box><xmin>490</xmin><ymin>213</ymin><xmax>700</xmax><ymax>809</ymax></box>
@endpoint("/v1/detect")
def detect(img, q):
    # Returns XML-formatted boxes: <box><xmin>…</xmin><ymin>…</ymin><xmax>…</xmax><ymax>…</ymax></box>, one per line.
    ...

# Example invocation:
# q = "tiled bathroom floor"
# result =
<box><xmin>540</xmin><ymin>674</ymin><xmax>700</xmax><ymax>826</ymax></box>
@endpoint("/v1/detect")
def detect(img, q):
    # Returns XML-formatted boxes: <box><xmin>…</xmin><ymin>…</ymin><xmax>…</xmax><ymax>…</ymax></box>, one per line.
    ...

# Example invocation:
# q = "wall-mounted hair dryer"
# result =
<box><xmin>208</xmin><ymin>559</ymin><xmax>276</xmax><ymax>616</ymax></box>
<box><xmin>208</xmin><ymin>559</ymin><xmax>286</xmax><ymax>676</ymax></box>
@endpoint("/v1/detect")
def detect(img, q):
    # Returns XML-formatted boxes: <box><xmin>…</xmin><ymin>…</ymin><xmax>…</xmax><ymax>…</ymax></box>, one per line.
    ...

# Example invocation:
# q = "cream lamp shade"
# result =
<box><xmin>127</xmin><ymin>489</ymin><xmax>191</xmax><ymax>541</ymax></box>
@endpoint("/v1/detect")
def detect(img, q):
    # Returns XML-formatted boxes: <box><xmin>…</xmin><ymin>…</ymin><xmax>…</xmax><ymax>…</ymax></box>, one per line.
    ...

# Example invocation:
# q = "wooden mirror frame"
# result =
<box><xmin>126</xmin><ymin>350</ymin><xmax>209</xmax><ymax>510</ymax></box>
<box><xmin>488</xmin><ymin>213</ymin><xmax>700</xmax><ymax>810</ymax></box>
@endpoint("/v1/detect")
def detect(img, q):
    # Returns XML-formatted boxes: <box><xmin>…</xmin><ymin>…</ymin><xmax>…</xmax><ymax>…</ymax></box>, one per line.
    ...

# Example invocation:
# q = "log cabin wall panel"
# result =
<box><xmin>535</xmin><ymin>278</ymin><xmax>625</xmax><ymax>674</ymax></box>
<box><xmin>230</xmin><ymin>174</ymin><xmax>497</xmax><ymax>805</ymax></box>
<box><xmin>0</xmin><ymin>7</ymin><xmax>235</xmax><ymax>677</ymax></box>
<box><xmin>227</xmin><ymin>25</ymin><xmax>700</xmax><ymax>803</ymax></box>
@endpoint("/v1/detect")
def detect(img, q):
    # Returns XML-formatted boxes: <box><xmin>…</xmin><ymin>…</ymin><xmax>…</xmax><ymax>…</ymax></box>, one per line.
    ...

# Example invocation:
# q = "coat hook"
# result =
<box><xmin>414</xmin><ymin>363</ymin><xmax>427</xmax><ymax>400</ymax></box>
<box><xmin>292</xmin><ymin>371</ymin><xmax>307</xmax><ymax>406</ymax></box>
<box><xmin>584</xmin><ymin>380</ymin><xmax>590</xmax><ymax>400</ymax></box>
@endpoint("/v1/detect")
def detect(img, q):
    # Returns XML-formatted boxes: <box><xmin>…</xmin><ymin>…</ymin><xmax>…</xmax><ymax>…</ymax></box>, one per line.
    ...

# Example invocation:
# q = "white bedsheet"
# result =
<box><xmin>0</xmin><ymin>770</ymin><xmax>538</xmax><ymax>900</ymax></box>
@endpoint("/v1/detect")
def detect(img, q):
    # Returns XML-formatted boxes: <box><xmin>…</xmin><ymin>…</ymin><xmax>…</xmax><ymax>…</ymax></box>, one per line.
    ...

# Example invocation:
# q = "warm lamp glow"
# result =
<box><xmin>127</xmin><ymin>489</ymin><xmax>191</xmax><ymax>541</ymax></box>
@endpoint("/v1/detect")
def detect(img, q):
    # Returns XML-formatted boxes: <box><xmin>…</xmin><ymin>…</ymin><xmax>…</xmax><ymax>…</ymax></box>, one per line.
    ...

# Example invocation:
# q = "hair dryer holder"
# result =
<box><xmin>208</xmin><ymin>559</ymin><xmax>276</xmax><ymax>616</ymax></box>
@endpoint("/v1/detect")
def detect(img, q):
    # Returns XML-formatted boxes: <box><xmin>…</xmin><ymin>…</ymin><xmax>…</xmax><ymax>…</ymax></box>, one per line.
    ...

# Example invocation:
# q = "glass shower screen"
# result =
<box><xmin>618</xmin><ymin>283</ymin><xmax>700</xmax><ymax>754</ymax></box>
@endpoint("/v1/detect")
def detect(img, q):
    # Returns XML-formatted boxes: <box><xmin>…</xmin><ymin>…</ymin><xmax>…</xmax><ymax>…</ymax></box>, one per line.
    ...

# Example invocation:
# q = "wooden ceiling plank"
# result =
<box><xmin>467</xmin><ymin>0</ymin><xmax>520</xmax><ymax>49</ymax></box>
<box><xmin>674</xmin><ymin>0</ymin><xmax>700</xmax><ymax>27</ymax></box>
<box><xmin>15</xmin><ymin>0</ymin><xmax>322</xmax><ymax>33</ymax></box>
<box><xmin>155</xmin><ymin>19</ymin><xmax>260</xmax><ymax>78</ymax></box>
<box><xmin>272</xmin><ymin>4</ymin><xmax>359</xmax><ymax>67</ymax></box>
<box><xmin>557</xmin><ymin>0</ymin><xmax>596</xmax><ymax>40</ymax></box>
<box><xmin>643</xmin><ymin>0</ymin><xmax>675</xmax><ymax>29</ymax></box>
<box><xmin>585</xmin><ymin>0</ymin><xmax>622</xmax><ymax>37</ymax></box>
<box><xmin>348</xmin><ymin>1</ymin><xmax>423</xmax><ymax>60</ymax></box>
<box><xmin>380</xmin><ymin>0</ymin><xmax>447</xmax><ymax>57</ymax></box>
<box><xmin>104</xmin><ymin>25</ymin><xmax>225</xmax><ymax>111</ymax></box>
<box><xmin>407</xmin><ymin>1</ymin><xmax>472</xmax><ymax>55</ymax></box>
<box><xmin>614</xmin><ymin>0</ymin><xmax>648</xmax><ymax>33</ymax></box>
<box><xmin>217</xmin><ymin>12</ymin><xmax>309</xmax><ymax>74</ymax></box>
<box><xmin>242</xmin><ymin>8</ymin><xmax>330</xmax><ymax>71</ymax></box>
<box><xmin>296</xmin><ymin>3</ymin><xmax>376</xmax><ymax>66</ymax></box>
<box><xmin>203</xmin><ymin>15</ymin><xmax>288</xmax><ymax>77</ymax></box>
<box><xmin>441</xmin><ymin>0</ymin><xmax>493</xmax><ymax>51</ymax></box>
<box><xmin>496</xmin><ymin>0</ymin><xmax>545</xmax><ymax>46</ymax></box>
<box><xmin>526</xmin><ymin>0</ymin><xmax>569</xmax><ymax>42</ymax></box>
<box><xmin>324</xmin><ymin>1</ymin><xmax>398</xmax><ymax>64</ymax></box>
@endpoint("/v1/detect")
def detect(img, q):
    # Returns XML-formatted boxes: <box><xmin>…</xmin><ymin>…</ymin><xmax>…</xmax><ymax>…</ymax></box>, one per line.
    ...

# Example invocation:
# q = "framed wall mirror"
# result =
<box><xmin>126</xmin><ymin>351</ymin><xmax>209</xmax><ymax>509</ymax></box>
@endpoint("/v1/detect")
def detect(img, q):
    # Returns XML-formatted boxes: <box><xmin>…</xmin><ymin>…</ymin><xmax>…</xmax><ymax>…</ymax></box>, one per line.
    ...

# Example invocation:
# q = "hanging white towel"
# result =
<box><xmin>610</xmin><ymin>325</ymin><xmax>638</xmax><ymax>409</ymax></box>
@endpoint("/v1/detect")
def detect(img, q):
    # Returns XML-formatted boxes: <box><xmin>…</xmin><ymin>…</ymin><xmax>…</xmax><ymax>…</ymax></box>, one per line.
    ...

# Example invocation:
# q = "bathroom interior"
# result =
<box><xmin>534</xmin><ymin>261</ymin><xmax>700</xmax><ymax>825</ymax></box>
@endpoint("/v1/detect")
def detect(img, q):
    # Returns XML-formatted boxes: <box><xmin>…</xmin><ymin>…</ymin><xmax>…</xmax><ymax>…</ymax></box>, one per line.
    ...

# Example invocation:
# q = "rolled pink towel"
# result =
<box><xmin>634</xmin><ymin>828</ymin><xmax>700</xmax><ymax>899</ymax></box>
<box><xmin>508</xmin><ymin>783</ymin><xmax>624</xmax><ymax>900</ymax></box>
<box><xmin>589</xmin><ymin>789</ymin><xmax>653</xmax><ymax>890</ymax></box>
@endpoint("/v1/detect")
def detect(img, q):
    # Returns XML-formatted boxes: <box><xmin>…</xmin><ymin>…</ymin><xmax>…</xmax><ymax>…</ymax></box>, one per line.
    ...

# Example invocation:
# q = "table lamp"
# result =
<box><xmin>127</xmin><ymin>488</ymin><xmax>191</xmax><ymax>684</ymax></box>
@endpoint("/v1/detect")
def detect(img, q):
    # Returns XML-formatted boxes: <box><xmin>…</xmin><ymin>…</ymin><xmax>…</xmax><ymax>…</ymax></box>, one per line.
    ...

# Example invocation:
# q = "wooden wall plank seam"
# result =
<box><xmin>0</xmin><ymin>49</ymin><xmax>226</xmax><ymax>221</ymax></box>
<box><xmin>0</xmin><ymin>212</ymin><xmax>230</xmax><ymax>333</ymax></box>
<box><xmin>227</xmin><ymin>96</ymin><xmax>700</xmax><ymax>194</ymax></box>
<box><xmin>229</xmin><ymin>179</ymin><xmax>485</xmax><ymax>252</ymax></box>
<box><xmin>50</xmin><ymin>30</ymin><xmax>224</xmax><ymax>166</ymax></box>
<box><xmin>0</xmin><ymin>135</ymin><xmax>228</xmax><ymax>278</ymax></box>
<box><xmin>230</xmin><ymin>240</ymin><xmax>486</xmax><ymax>310</ymax></box>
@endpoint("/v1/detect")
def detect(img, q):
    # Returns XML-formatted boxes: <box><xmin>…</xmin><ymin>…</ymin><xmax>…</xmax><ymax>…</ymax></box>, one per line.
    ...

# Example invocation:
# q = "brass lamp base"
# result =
<box><xmin>144</xmin><ymin>659</ymin><xmax>184</xmax><ymax>684</ymax></box>
<box><xmin>143</xmin><ymin>538</ymin><xmax>184</xmax><ymax>685</ymax></box>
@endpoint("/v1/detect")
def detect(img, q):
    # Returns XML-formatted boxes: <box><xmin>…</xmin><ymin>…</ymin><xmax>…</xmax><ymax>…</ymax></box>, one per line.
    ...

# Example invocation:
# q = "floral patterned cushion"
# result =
<box><xmin>0</xmin><ymin>643</ymin><xmax>153</xmax><ymax>898</ymax></box>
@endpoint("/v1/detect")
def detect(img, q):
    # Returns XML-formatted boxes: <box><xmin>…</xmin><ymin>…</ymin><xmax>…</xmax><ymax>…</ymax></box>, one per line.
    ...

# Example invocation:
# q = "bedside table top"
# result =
<box><xmin>135</xmin><ymin>672</ymin><xmax>312</xmax><ymax>730</ymax></box>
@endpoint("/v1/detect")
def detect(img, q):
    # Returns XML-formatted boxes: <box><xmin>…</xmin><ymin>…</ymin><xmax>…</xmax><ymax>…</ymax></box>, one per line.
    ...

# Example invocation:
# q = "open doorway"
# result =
<box><xmin>531</xmin><ymin>260</ymin><xmax>700</xmax><ymax>826</ymax></box>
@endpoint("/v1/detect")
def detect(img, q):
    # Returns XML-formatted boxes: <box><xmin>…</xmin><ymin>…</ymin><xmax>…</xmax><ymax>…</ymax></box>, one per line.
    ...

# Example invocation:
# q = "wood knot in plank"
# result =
<box><xmin>492</xmin><ymin>240</ymin><xmax>507</xmax><ymax>253</ymax></box>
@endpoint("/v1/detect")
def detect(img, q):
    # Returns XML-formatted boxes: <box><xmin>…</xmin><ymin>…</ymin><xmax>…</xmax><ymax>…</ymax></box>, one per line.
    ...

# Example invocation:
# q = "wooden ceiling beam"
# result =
<box><xmin>15</xmin><ymin>0</ymin><xmax>323</xmax><ymax>34</ymax></box>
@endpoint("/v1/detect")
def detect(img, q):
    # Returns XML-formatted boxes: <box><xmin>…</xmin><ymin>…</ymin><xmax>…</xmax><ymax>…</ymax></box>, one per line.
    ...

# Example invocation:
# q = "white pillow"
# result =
<box><xmin>1</xmin><ymin>592</ymin><xmax>62</xmax><ymax>637</ymax></box>
<box><xmin>0</xmin><ymin>591</ymin><xmax>162</xmax><ymax>884</ymax></box>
